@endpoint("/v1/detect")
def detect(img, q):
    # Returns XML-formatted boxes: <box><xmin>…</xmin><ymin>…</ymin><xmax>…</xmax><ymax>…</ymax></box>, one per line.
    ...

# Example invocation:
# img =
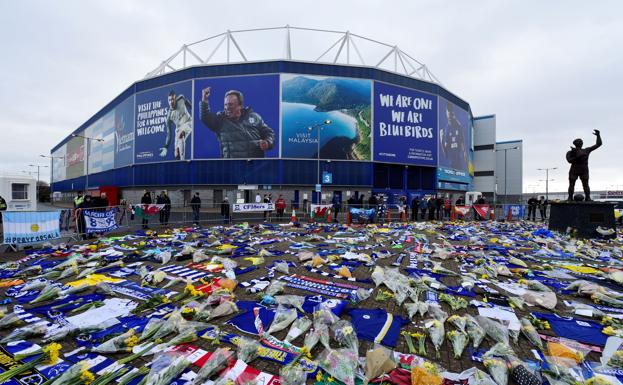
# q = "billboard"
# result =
<box><xmin>65</xmin><ymin>135</ymin><xmax>85</xmax><ymax>179</ymax></box>
<box><xmin>51</xmin><ymin>145</ymin><xmax>66</xmax><ymax>183</ymax></box>
<box><xmin>86</xmin><ymin>112</ymin><xmax>115</xmax><ymax>174</ymax></box>
<box><xmin>437</xmin><ymin>97</ymin><xmax>471</xmax><ymax>184</ymax></box>
<box><xmin>114</xmin><ymin>96</ymin><xmax>135</xmax><ymax>168</ymax></box>
<box><xmin>373</xmin><ymin>82</ymin><xmax>437</xmax><ymax>166</ymax></box>
<box><xmin>193</xmin><ymin>75</ymin><xmax>279</xmax><ymax>159</ymax></box>
<box><xmin>135</xmin><ymin>81</ymin><xmax>193</xmax><ymax>163</ymax></box>
<box><xmin>281</xmin><ymin>74</ymin><xmax>371</xmax><ymax>160</ymax></box>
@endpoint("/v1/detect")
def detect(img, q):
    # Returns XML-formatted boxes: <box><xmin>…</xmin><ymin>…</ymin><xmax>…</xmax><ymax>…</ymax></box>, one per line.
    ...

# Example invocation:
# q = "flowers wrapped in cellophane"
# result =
<box><xmin>426</xmin><ymin>319</ymin><xmax>444</xmax><ymax>358</ymax></box>
<box><xmin>483</xmin><ymin>358</ymin><xmax>508</xmax><ymax>385</ymax></box>
<box><xmin>447</xmin><ymin>330</ymin><xmax>468</xmax><ymax>359</ymax></box>
<box><xmin>332</xmin><ymin>320</ymin><xmax>359</xmax><ymax>353</ymax></box>
<box><xmin>237</xmin><ymin>336</ymin><xmax>260</xmax><ymax>363</ymax></box>
<box><xmin>447</xmin><ymin>315</ymin><xmax>467</xmax><ymax>333</ymax></box>
<box><xmin>1</xmin><ymin>323</ymin><xmax>47</xmax><ymax>343</ymax></box>
<box><xmin>190</xmin><ymin>348</ymin><xmax>233</xmax><ymax>385</ymax></box>
<box><xmin>143</xmin><ymin>353</ymin><xmax>191</xmax><ymax>385</ymax></box>
<box><xmin>92</xmin><ymin>329</ymin><xmax>139</xmax><ymax>353</ymax></box>
<box><xmin>285</xmin><ymin>316</ymin><xmax>312</xmax><ymax>342</ymax></box>
<box><xmin>520</xmin><ymin>317</ymin><xmax>543</xmax><ymax>350</ymax></box>
<box><xmin>477</xmin><ymin>316</ymin><xmax>509</xmax><ymax>345</ymax></box>
<box><xmin>317</xmin><ymin>348</ymin><xmax>358</xmax><ymax>385</ymax></box>
<box><xmin>266</xmin><ymin>306</ymin><xmax>297</xmax><ymax>335</ymax></box>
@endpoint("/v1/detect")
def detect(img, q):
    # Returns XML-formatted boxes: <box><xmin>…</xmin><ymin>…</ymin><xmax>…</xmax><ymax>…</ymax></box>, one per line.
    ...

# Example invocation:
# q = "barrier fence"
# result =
<box><xmin>1</xmin><ymin>202</ymin><xmax>539</xmax><ymax>249</ymax></box>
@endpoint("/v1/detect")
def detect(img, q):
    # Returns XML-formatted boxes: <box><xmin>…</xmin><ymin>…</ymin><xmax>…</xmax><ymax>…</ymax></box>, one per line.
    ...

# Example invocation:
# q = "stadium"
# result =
<box><xmin>49</xmin><ymin>26</ymin><xmax>481</xmax><ymax>208</ymax></box>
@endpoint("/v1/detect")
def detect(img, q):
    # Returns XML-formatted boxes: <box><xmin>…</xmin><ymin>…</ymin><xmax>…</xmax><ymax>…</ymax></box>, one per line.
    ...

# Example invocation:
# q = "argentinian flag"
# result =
<box><xmin>2</xmin><ymin>211</ymin><xmax>61</xmax><ymax>245</ymax></box>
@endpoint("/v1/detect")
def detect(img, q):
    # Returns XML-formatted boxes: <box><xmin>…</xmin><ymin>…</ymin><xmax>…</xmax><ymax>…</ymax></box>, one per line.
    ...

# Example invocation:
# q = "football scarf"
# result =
<box><xmin>158</xmin><ymin>264</ymin><xmax>212</xmax><ymax>282</ymax></box>
<box><xmin>279</xmin><ymin>274</ymin><xmax>361</xmax><ymax>299</ymax></box>
<box><xmin>0</xmin><ymin>341</ymin><xmax>71</xmax><ymax>385</ymax></box>
<box><xmin>348</xmin><ymin>309</ymin><xmax>408</xmax><ymax>347</ymax></box>
<box><xmin>304</xmin><ymin>266</ymin><xmax>372</xmax><ymax>284</ymax></box>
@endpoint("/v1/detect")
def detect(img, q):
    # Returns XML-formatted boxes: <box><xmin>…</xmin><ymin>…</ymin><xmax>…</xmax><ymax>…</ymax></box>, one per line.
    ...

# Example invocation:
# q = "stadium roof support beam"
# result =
<box><xmin>144</xmin><ymin>26</ymin><xmax>442</xmax><ymax>85</ymax></box>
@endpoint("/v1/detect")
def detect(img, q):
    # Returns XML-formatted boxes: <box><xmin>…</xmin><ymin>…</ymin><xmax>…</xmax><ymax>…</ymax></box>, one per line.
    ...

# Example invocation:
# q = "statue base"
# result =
<box><xmin>548</xmin><ymin>202</ymin><xmax>616</xmax><ymax>238</ymax></box>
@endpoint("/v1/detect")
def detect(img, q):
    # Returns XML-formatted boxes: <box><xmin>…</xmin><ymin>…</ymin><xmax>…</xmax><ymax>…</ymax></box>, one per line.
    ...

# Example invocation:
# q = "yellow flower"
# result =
<box><xmin>603</xmin><ymin>326</ymin><xmax>617</xmax><ymax>336</ymax></box>
<box><xmin>411</xmin><ymin>332</ymin><xmax>424</xmax><ymax>339</ymax></box>
<box><xmin>481</xmin><ymin>274</ymin><xmax>489</xmax><ymax>280</ymax></box>
<box><xmin>316</xmin><ymin>371</ymin><xmax>323</xmax><ymax>382</ymax></box>
<box><xmin>300</xmin><ymin>346</ymin><xmax>311</xmax><ymax>358</ymax></box>
<box><xmin>423</xmin><ymin>362</ymin><xmax>438</xmax><ymax>375</ymax></box>
<box><xmin>518</xmin><ymin>279</ymin><xmax>528</xmax><ymax>285</ymax></box>
<box><xmin>79</xmin><ymin>363</ymin><xmax>95</xmax><ymax>385</ymax></box>
<box><xmin>327</xmin><ymin>375</ymin><xmax>335</xmax><ymax>382</ymax></box>
<box><xmin>125</xmin><ymin>334</ymin><xmax>139</xmax><ymax>348</ymax></box>
<box><xmin>43</xmin><ymin>343</ymin><xmax>62</xmax><ymax>365</ymax></box>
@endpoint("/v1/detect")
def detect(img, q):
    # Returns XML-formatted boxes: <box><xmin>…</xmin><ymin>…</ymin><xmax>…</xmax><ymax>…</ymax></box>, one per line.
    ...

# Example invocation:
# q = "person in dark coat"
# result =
<box><xmin>419</xmin><ymin>197</ymin><xmax>428</xmax><ymax>220</ymax></box>
<box><xmin>190</xmin><ymin>192</ymin><xmax>201</xmax><ymax>225</ymax></box>
<box><xmin>435</xmin><ymin>196</ymin><xmax>444</xmax><ymax>220</ymax></box>
<box><xmin>331</xmin><ymin>193</ymin><xmax>341</xmax><ymax>223</ymax></box>
<box><xmin>427</xmin><ymin>197</ymin><xmax>436</xmax><ymax>220</ymax></box>
<box><xmin>76</xmin><ymin>194</ymin><xmax>93</xmax><ymax>240</ymax></box>
<box><xmin>140</xmin><ymin>191</ymin><xmax>152</xmax><ymax>229</ymax></box>
<box><xmin>157</xmin><ymin>191</ymin><xmax>171</xmax><ymax>226</ymax></box>
<box><xmin>527</xmin><ymin>196</ymin><xmax>538</xmax><ymax>221</ymax></box>
<box><xmin>221</xmin><ymin>197</ymin><xmax>230</xmax><ymax>224</ymax></box>
<box><xmin>410</xmin><ymin>196</ymin><xmax>420</xmax><ymax>221</ymax></box>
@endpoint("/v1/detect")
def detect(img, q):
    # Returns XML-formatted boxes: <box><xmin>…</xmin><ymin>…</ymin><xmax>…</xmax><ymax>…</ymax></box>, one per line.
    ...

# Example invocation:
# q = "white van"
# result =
<box><xmin>0</xmin><ymin>175</ymin><xmax>38</xmax><ymax>211</ymax></box>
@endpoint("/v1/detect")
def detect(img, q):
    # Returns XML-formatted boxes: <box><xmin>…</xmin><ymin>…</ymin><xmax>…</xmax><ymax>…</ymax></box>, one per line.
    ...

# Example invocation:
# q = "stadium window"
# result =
<box><xmin>12</xmin><ymin>183</ymin><xmax>29</xmax><ymax>200</ymax></box>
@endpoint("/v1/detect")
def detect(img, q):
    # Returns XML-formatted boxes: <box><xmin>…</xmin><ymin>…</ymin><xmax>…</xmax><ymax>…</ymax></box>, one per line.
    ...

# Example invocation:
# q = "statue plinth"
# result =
<box><xmin>548</xmin><ymin>201</ymin><xmax>616</xmax><ymax>238</ymax></box>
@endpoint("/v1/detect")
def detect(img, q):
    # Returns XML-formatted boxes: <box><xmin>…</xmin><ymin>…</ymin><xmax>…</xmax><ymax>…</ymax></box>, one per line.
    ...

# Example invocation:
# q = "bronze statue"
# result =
<box><xmin>566</xmin><ymin>129</ymin><xmax>601</xmax><ymax>201</ymax></box>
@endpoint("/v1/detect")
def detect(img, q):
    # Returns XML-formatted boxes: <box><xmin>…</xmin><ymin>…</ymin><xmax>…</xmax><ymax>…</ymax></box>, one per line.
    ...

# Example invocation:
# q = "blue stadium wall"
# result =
<box><xmin>50</xmin><ymin>60</ymin><xmax>472</xmax><ymax>194</ymax></box>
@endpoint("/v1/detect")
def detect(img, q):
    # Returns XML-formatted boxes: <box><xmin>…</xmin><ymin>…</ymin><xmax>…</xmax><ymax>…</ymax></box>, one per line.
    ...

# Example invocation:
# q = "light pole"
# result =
<box><xmin>308</xmin><ymin>120</ymin><xmax>332</xmax><ymax>204</ymax></box>
<box><xmin>40</xmin><ymin>154</ymin><xmax>65</xmax><ymax>184</ymax></box>
<box><xmin>72</xmin><ymin>133</ymin><xmax>104</xmax><ymax>192</ymax></box>
<box><xmin>495</xmin><ymin>146</ymin><xmax>519</xmax><ymax>204</ymax></box>
<box><xmin>537</xmin><ymin>167</ymin><xmax>557</xmax><ymax>201</ymax></box>
<box><xmin>28</xmin><ymin>164</ymin><xmax>48</xmax><ymax>202</ymax></box>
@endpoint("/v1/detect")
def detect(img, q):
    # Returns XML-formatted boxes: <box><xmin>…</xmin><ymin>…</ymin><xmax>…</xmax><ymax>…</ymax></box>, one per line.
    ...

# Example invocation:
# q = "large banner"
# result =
<box><xmin>232</xmin><ymin>203</ymin><xmax>274</xmax><ymax>213</ymax></box>
<box><xmin>65</xmin><ymin>135</ymin><xmax>85</xmax><ymax>179</ymax></box>
<box><xmin>86</xmin><ymin>112</ymin><xmax>115</xmax><ymax>174</ymax></box>
<box><xmin>83</xmin><ymin>208</ymin><xmax>118</xmax><ymax>233</ymax></box>
<box><xmin>51</xmin><ymin>145</ymin><xmax>66</xmax><ymax>183</ymax></box>
<box><xmin>373</xmin><ymin>82</ymin><xmax>437</xmax><ymax>165</ymax></box>
<box><xmin>281</xmin><ymin>74</ymin><xmax>371</xmax><ymax>160</ymax></box>
<box><xmin>194</xmin><ymin>75</ymin><xmax>279</xmax><ymax>159</ymax></box>
<box><xmin>1</xmin><ymin>211</ymin><xmax>61</xmax><ymax>245</ymax></box>
<box><xmin>438</xmin><ymin>97</ymin><xmax>471</xmax><ymax>184</ymax></box>
<box><xmin>135</xmin><ymin>81</ymin><xmax>193</xmax><ymax>163</ymax></box>
<box><xmin>114</xmin><ymin>96</ymin><xmax>135</xmax><ymax>168</ymax></box>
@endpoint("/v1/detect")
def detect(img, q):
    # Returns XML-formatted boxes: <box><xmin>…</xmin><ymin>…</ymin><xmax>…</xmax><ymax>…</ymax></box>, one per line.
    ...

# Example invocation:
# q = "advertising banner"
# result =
<box><xmin>281</xmin><ymin>74</ymin><xmax>371</xmax><ymax>160</ymax></box>
<box><xmin>86</xmin><ymin>112</ymin><xmax>115</xmax><ymax>174</ymax></box>
<box><xmin>83</xmin><ymin>208</ymin><xmax>119</xmax><ymax>233</ymax></box>
<box><xmin>194</xmin><ymin>75</ymin><xmax>279</xmax><ymax>159</ymax></box>
<box><xmin>51</xmin><ymin>145</ymin><xmax>66</xmax><ymax>183</ymax></box>
<box><xmin>373</xmin><ymin>82</ymin><xmax>437</xmax><ymax>165</ymax></box>
<box><xmin>135</xmin><ymin>81</ymin><xmax>193</xmax><ymax>163</ymax></box>
<box><xmin>1</xmin><ymin>211</ymin><xmax>61</xmax><ymax>245</ymax></box>
<box><xmin>232</xmin><ymin>203</ymin><xmax>275</xmax><ymax>213</ymax></box>
<box><xmin>114</xmin><ymin>96</ymin><xmax>135</xmax><ymax>168</ymax></box>
<box><xmin>503</xmin><ymin>204</ymin><xmax>526</xmax><ymax>219</ymax></box>
<box><xmin>65</xmin><ymin>135</ymin><xmax>85</xmax><ymax>179</ymax></box>
<box><xmin>438</xmin><ymin>97</ymin><xmax>471</xmax><ymax>184</ymax></box>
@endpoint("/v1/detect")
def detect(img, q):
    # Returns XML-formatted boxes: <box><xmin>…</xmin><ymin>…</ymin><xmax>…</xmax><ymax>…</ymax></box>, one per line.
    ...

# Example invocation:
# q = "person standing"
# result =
<box><xmin>444</xmin><ymin>196</ymin><xmax>451</xmax><ymax>219</ymax></box>
<box><xmin>427</xmin><ymin>196</ymin><xmax>436</xmax><ymax>220</ymax></box>
<box><xmin>368</xmin><ymin>194</ymin><xmax>377</xmax><ymax>209</ymax></box>
<box><xmin>275</xmin><ymin>194</ymin><xmax>286</xmax><ymax>220</ymax></box>
<box><xmin>0</xmin><ymin>195</ymin><xmax>6</xmax><ymax>226</ymax></box>
<box><xmin>263</xmin><ymin>194</ymin><xmax>270</xmax><ymax>221</ymax></box>
<box><xmin>527</xmin><ymin>196</ymin><xmax>538</xmax><ymax>221</ymax></box>
<box><xmin>455</xmin><ymin>196</ymin><xmax>465</xmax><ymax>220</ymax></box>
<box><xmin>435</xmin><ymin>196</ymin><xmax>444</xmax><ymax>220</ymax></box>
<box><xmin>190</xmin><ymin>192</ymin><xmax>201</xmax><ymax>225</ymax></box>
<box><xmin>419</xmin><ymin>196</ymin><xmax>428</xmax><ymax>220</ymax></box>
<box><xmin>76</xmin><ymin>194</ymin><xmax>93</xmax><ymax>240</ymax></box>
<box><xmin>410</xmin><ymin>195</ymin><xmax>420</xmax><ymax>221</ymax></box>
<box><xmin>538</xmin><ymin>196</ymin><xmax>548</xmax><ymax>221</ymax></box>
<box><xmin>221</xmin><ymin>197</ymin><xmax>230</xmax><ymax>224</ymax></box>
<box><xmin>157</xmin><ymin>191</ymin><xmax>171</xmax><ymax>226</ymax></box>
<box><xmin>358</xmin><ymin>194</ymin><xmax>365</xmax><ymax>209</ymax></box>
<box><xmin>331</xmin><ymin>193</ymin><xmax>341</xmax><ymax>223</ymax></box>
<box><xmin>73</xmin><ymin>191</ymin><xmax>84</xmax><ymax>208</ymax></box>
<box><xmin>141</xmin><ymin>191</ymin><xmax>152</xmax><ymax>229</ymax></box>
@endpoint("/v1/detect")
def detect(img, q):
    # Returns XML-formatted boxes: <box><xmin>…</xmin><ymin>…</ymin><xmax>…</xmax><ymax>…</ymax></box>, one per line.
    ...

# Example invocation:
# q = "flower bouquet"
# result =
<box><xmin>285</xmin><ymin>316</ymin><xmax>312</xmax><ymax>342</ymax></box>
<box><xmin>317</xmin><ymin>348</ymin><xmax>358</xmax><ymax>385</ymax></box>
<box><xmin>483</xmin><ymin>358</ymin><xmax>508</xmax><ymax>385</ymax></box>
<box><xmin>275</xmin><ymin>295</ymin><xmax>305</xmax><ymax>313</ymax></box>
<box><xmin>266</xmin><ymin>306</ymin><xmax>297</xmax><ymax>335</ymax></box>
<box><xmin>427</xmin><ymin>319</ymin><xmax>444</xmax><ymax>358</ymax></box>
<box><xmin>92</xmin><ymin>329</ymin><xmax>139</xmax><ymax>353</ymax></box>
<box><xmin>139</xmin><ymin>318</ymin><xmax>165</xmax><ymax>342</ymax></box>
<box><xmin>190</xmin><ymin>348</ymin><xmax>232</xmax><ymax>385</ymax></box>
<box><xmin>30</xmin><ymin>284</ymin><xmax>61</xmax><ymax>304</ymax></box>
<box><xmin>332</xmin><ymin>320</ymin><xmax>359</xmax><ymax>353</ymax></box>
<box><xmin>143</xmin><ymin>353</ymin><xmax>191</xmax><ymax>385</ymax></box>
<box><xmin>477</xmin><ymin>316</ymin><xmax>509</xmax><ymax>345</ymax></box>
<box><xmin>447</xmin><ymin>315</ymin><xmax>467</xmax><ymax>333</ymax></box>
<box><xmin>439</xmin><ymin>293</ymin><xmax>467</xmax><ymax>310</ymax></box>
<box><xmin>447</xmin><ymin>330</ymin><xmax>468</xmax><ymax>359</ymax></box>
<box><xmin>1</xmin><ymin>323</ymin><xmax>47</xmax><ymax>343</ymax></box>
<box><xmin>520</xmin><ymin>317</ymin><xmax>543</xmax><ymax>350</ymax></box>
<box><xmin>237</xmin><ymin>336</ymin><xmax>260</xmax><ymax>363</ymax></box>
<box><xmin>0</xmin><ymin>343</ymin><xmax>62</xmax><ymax>384</ymax></box>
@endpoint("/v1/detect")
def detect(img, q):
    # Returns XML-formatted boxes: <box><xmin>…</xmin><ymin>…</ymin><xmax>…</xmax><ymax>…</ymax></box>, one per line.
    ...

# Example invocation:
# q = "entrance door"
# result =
<box><xmin>213</xmin><ymin>189</ymin><xmax>223</xmax><ymax>205</ymax></box>
<box><xmin>244</xmin><ymin>190</ymin><xmax>252</xmax><ymax>203</ymax></box>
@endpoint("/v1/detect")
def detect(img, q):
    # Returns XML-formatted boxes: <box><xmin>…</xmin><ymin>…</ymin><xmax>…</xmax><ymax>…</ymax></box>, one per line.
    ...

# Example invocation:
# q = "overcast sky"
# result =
<box><xmin>1</xmin><ymin>0</ymin><xmax>621</xmax><ymax>193</ymax></box>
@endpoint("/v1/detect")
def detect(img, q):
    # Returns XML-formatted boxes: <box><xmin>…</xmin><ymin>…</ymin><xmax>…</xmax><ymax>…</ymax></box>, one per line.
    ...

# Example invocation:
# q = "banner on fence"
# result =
<box><xmin>473</xmin><ymin>204</ymin><xmax>491</xmax><ymax>219</ymax></box>
<box><xmin>1</xmin><ymin>211</ymin><xmax>61</xmax><ymax>245</ymax></box>
<box><xmin>131</xmin><ymin>204</ymin><xmax>164</xmax><ymax>218</ymax></box>
<box><xmin>232</xmin><ymin>203</ymin><xmax>275</xmax><ymax>213</ymax></box>
<box><xmin>454</xmin><ymin>205</ymin><xmax>470</xmax><ymax>216</ymax></box>
<box><xmin>311</xmin><ymin>204</ymin><xmax>332</xmax><ymax>221</ymax></box>
<box><xmin>503</xmin><ymin>204</ymin><xmax>525</xmax><ymax>218</ymax></box>
<box><xmin>83</xmin><ymin>208</ymin><xmax>118</xmax><ymax>234</ymax></box>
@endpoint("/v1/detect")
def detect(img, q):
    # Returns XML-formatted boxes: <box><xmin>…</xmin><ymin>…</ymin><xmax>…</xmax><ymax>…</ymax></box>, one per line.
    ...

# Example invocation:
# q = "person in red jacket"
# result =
<box><xmin>275</xmin><ymin>194</ymin><xmax>286</xmax><ymax>220</ymax></box>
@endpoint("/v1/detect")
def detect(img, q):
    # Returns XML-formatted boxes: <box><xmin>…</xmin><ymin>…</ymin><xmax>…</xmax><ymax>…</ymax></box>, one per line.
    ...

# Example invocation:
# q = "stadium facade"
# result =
<box><xmin>49</xmin><ymin>28</ymin><xmax>490</xmax><ymax>207</ymax></box>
